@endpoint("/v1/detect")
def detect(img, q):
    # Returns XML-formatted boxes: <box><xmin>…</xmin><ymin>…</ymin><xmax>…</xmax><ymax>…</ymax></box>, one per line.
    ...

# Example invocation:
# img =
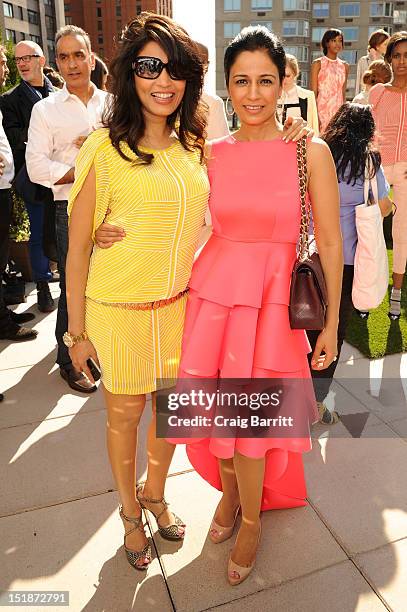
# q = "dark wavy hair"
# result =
<box><xmin>103</xmin><ymin>12</ymin><xmax>206</xmax><ymax>164</ymax></box>
<box><xmin>224</xmin><ymin>25</ymin><xmax>286</xmax><ymax>86</ymax></box>
<box><xmin>323</xmin><ymin>103</ymin><xmax>381</xmax><ymax>185</ymax></box>
<box><xmin>321</xmin><ymin>29</ymin><xmax>344</xmax><ymax>55</ymax></box>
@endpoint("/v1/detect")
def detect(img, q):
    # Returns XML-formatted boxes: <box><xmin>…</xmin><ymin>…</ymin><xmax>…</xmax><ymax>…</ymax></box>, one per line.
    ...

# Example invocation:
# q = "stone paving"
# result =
<box><xmin>1</xmin><ymin>284</ymin><xmax>406</xmax><ymax>611</ymax></box>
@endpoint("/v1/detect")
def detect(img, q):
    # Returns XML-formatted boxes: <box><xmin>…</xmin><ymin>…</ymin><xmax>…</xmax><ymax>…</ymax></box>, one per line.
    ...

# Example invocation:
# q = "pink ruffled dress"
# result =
<box><xmin>171</xmin><ymin>136</ymin><xmax>318</xmax><ymax>511</ymax></box>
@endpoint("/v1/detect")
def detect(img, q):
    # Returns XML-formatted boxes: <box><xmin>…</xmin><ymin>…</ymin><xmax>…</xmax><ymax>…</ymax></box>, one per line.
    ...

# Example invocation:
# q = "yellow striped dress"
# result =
<box><xmin>68</xmin><ymin>128</ymin><xmax>210</xmax><ymax>394</ymax></box>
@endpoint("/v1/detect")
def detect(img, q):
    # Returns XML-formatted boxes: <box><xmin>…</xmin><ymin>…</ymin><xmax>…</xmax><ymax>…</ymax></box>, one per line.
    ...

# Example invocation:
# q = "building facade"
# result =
<box><xmin>217</xmin><ymin>0</ymin><xmax>407</xmax><ymax>99</ymax></box>
<box><xmin>1</xmin><ymin>0</ymin><xmax>65</xmax><ymax>63</ymax></box>
<box><xmin>64</xmin><ymin>0</ymin><xmax>173</xmax><ymax>62</ymax></box>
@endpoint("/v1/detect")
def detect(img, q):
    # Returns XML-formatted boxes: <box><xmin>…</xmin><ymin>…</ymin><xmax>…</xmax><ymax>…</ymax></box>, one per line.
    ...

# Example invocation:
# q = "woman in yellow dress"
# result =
<box><xmin>65</xmin><ymin>14</ymin><xmax>210</xmax><ymax>569</ymax></box>
<box><xmin>67</xmin><ymin>13</ymin><xmax>311</xmax><ymax>572</ymax></box>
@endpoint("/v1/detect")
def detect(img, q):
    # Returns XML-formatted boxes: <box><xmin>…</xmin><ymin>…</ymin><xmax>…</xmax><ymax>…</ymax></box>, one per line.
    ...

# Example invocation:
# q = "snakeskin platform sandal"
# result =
<box><xmin>119</xmin><ymin>505</ymin><xmax>152</xmax><ymax>570</ymax></box>
<box><xmin>136</xmin><ymin>484</ymin><xmax>186</xmax><ymax>541</ymax></box>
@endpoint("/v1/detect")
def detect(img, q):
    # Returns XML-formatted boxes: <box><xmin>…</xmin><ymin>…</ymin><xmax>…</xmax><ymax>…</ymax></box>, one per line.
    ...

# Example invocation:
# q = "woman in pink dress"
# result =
<box><xmin>369</xmin><ymin>31</ymin><xmax>407</xmax><ymax>319</ymax></box>
<box><xmin>311</xmin><ymin>29</ymin><xmax>349</xmax><ymax>133</ymax></box>
<box><xmin>171</xmin><ymin>26</ymin><xmax>343</xmax><ymax>585</ymax></box>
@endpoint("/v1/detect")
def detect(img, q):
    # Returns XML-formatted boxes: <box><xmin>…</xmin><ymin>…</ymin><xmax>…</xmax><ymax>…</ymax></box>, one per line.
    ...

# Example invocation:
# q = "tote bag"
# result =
<box><xmin>352</xmin><ymin>170</ymin><xmax>388</xmax><ymax>311</ymax></box>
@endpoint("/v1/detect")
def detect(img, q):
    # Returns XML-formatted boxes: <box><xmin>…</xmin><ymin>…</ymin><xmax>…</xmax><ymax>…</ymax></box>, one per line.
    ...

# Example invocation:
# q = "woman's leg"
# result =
<box><xmin>211</xmin><ymin>458</ymin><xmax>240</xmax><ymax>532</ymax></box>
<box><xmin>140</xmin><ymin>393</ymin><xmax>184</xmax><ymax>533</ymax></box>
<box><xmin>230</xmin><ymin>452</ymin><xmax>264</xmax><ymax>569</ymax></box>
<box><xmin>385</xmin><ymin>163</ymin><xmax>406</xmax><ymax>315</ymax></box>
<box><xmin>103</xmin><ymin>386</ymin><xmax>148</xmax><ymax>554</ymax></box>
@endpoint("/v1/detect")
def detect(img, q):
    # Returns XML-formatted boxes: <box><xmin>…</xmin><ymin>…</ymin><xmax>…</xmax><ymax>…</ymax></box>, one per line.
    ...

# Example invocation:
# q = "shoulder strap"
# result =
<box><xmin>296</xmin><ymin>136</ymin><xmax>309</xmax><ymax>260</ymax></box>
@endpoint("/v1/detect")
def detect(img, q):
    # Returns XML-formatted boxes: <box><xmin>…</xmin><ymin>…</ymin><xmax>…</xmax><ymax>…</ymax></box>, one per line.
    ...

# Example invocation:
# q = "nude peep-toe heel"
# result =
<box><xmin>209</xmin><ymin>505</ymin><xmax>240</xmax><ymax>544</ymax></box>
<box><xmin>228</xmin><ymin>521</ymin><xmax>261</xmax><ymax>586</ymax></box>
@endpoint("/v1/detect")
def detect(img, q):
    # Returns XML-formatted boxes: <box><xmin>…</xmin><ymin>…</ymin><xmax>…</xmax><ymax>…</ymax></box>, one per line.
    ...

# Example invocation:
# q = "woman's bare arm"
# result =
<box><xmin>307</xmin><ymin>138</ymin><xmax>343</xmax><ymax>368</ymax></box>
<box><xmin>66</xmin><ymin>164</ymin><xmax>100</xmax><ymax>381</ymax></box>
<box><xmin>310</xmin><ymin>60</ymin><xmax>321</xmax><ymax>101</ymax></box>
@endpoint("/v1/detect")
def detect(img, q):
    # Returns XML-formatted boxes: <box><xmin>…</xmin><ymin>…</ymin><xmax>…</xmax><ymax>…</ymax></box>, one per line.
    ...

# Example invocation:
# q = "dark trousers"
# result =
<box><xmin>25</xmin><ymin>201</ymin><xmax>51</xmax><ymax>283</ymax></box>
<box><xmin>306</xmin><ymin>264</ymin><xmax>354</xmax><ymax>402</ymax></box>
<box><xmin>55</xmin><ymin>200</ymin><xmax>71</xmax><ymax>369</ymax></box>
<box><xmin>0</xmin><ymin>189</ymin><xmax>13</xmax><ymax>330</ymax></box>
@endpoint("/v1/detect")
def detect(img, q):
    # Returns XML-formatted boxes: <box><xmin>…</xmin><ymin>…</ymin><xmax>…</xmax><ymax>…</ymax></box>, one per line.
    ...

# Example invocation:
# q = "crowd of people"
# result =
<box><xmin>0</xmin><ymin>13</ymin><xmax>405</xmax><ymax>584</ymax></box>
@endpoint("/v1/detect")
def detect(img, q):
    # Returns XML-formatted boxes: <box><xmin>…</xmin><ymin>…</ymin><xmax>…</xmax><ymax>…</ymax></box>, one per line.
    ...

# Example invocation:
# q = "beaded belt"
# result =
<box><xmin>107</xmin><ymin>287</ymin><xmax>189</xmax><ymax>310</ymax></box>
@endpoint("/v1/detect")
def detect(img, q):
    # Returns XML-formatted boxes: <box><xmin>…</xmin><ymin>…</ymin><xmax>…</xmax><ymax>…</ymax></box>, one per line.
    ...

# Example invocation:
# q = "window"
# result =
<box><xmin>45</xmin><ymin>15</ymin><xmax>55</xmax><ymax>30</ymax></box>
<box><xmin>283</xmin><ymin>0</ymin><xmax>310</xmax><ymax>10</ymax></box>
<box><xmin>313</xmin><ymin>3</ymin><xmax>329</xmax><ymax>17</ymax></box>
<box><xmin>224</xmin><ymin>0</ymin><xmax>241</xmax><ymax>10</ymax></box>
<box><xmin>339</xmin><ymin>2</ymin><xmax>360</xmax><ymax>17</ymax></box>
<box><xmin>65</xmin><ymin>16</ymin><xmax>73</xmax><ymax>24</ymax></box>
<box><xmin>98</xmin><ymin>35</ymin><xmax>103</xmax><ymax>44</ymax></box>
<box><xmin>284</xmin><ymin>45</ymin><xmax>309</xmax><ymax>62</ymax></box>
<box><xmin>27</xmin><ymin>10</ymin><xmax>39</xmax><ymax>25</ymax></box>
<box><xmin>311</xmin><ymin>50</ymin><xmax>322</xmax><ymax>61</ymax></box>
<box><xmin>283</xmin><ymin>20</ymin><xmax>309</xmax><ymax>37</ymax></box>
<box><xmin>29</xmin><ymin>34</ymin><xmax>41</xmax><ymax>44</ymax></box>
<box><xmin>347</xmin><ymin>76</ymin><xmax>356</xmax><ymax>91</ymax></box>
<box><xmin>5</xmin><ymin>29</ymin><xmax>16</xmax><ymax>43</ymax></box>
<box><xmin>250</xmin><ymin>21</ymin><xmax>272</xmax><ymax>30</ymax></box>
<box><xmin>97</xmin><ymin>21</ymin><xmax>102</xmax><ymax>31</ymax></box>
<box><xmin>368</xmin><ymin>24</ymin><xmax>392</xmax><ymax>36</ymax></box>
<box><xmin>97</xmin><ymin>7</ymin><xmax>101</xmax><ymax>17</ymax></box>
<box><xmin>312</xmin><ymin>27</ymin><xmax>327</xmax><ymax>43</ymax></box>
<box><xmin>224</xmin><ymin>22</ymin><xmax>241</xmax><ymax>38</ymax></box>
<box><xmin>370</xmin><ymin>3</ymin><xmax>393</xmax><ymax>18</ymax></box>
<box><xmin>64</xmin><ymin>3</ymin><xmax>70</xmax><ymax>10</ymax></box>
<box><xmin>299</xmin><ymin>71</ymin><xmax>308</xmax><ymax>87</ymax></box>
<box><xmin>116</xmin><ymin>5</ymin><xmax>121</xmax><ymax>16</ymax></box>
<box><xmin>3</xmin><ymin>2</ymin><xmax>13</xmax><ymax>18</ymax></box>
<box><xmin>340</xmin><ymin>49</ymin><xmax>358</xmax><ymax>63</ymax></box>
<box><xmin>18</xmin><ymin>6</ymin><xmax>23</xmax><ymax>19</ymax></box>
<box><xmin>251</xmin><ymin>0</ymin><xmax>272</xmax><ymax>9</ymax></box>
<box><xmin>47</xmin><ymin>39</ymin><xmax>55</xmax><ymax>62</ymax></box>
<box><xmin>341</xmin><ymin>26</ymin><xmax>359</xmax><ymax>41</ymax></box>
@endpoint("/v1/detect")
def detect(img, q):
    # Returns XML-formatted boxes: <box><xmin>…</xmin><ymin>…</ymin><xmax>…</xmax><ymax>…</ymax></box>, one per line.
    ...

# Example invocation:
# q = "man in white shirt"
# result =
<box><xmin>26</xmin><ymin>25</ymin><xmax>108</xmax><ymax>392</ymax></box>
<box><xmin>0</xmin><ymin>45</ymin><xmax>38</xmax><ymax>343</ymax></box>
<box><xmin>195</xmin><ymin>43</ymin><xmax>229</xmax><ymax>140</ymax></box>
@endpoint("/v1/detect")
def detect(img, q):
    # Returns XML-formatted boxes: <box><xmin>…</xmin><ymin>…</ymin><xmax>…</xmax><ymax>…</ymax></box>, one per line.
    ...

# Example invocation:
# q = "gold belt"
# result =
<box><xmin>107</xmin><ymin>288</ymin><xmax>189</xmax><ymax>310</ymax></box>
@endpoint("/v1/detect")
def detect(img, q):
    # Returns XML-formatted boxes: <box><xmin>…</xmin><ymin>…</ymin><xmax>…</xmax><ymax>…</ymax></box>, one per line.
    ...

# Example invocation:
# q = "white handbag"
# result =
<box><xmin>352</xmin><ymin>169</ymin><xmax>388</xmax><ymax>311</ymax></box>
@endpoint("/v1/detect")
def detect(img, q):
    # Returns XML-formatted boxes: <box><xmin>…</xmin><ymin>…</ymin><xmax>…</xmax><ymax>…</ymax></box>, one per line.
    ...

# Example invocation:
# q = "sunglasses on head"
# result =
<box><xmin>131</xmin><ymin>56</ymin><xmax>184</xmax><ymax>80</ymax></box>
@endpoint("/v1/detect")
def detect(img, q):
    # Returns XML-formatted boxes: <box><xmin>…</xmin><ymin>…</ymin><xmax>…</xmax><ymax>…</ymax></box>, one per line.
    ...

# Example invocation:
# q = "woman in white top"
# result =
<box><xmin>355</xmin><ymin>29</ymin><xmax>390</xmax><ymax>95</ymax></box>
<box><xmin>353</xmin><ymin>59</ymin><xmax>392</xmax><ymax>105</ymax></box>
<box><xmin>278</xmin><ymin>53</ymin><xmax>319</xmax><ymax>135</ymax></box>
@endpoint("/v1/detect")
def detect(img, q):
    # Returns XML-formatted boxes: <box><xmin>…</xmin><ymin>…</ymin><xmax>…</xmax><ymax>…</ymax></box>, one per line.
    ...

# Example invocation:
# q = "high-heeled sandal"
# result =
<box><xmin>228</xmin><ymin>521</ymin><xmax>262</xmax><ymax>586</ymax></box>
<box><xmin>209</xmin><ymin>505</ymin><xmax>240</xmax><ymax>543</ymax></box>
<box><xmin>136</xmin><ymin>484</ymin><xmax>186</xmax><ymax>541</ymax></box>
<box><xmin>119</xmin><ymin>505</ymin><xmax>152</xmax><ymax>571</ymax></box>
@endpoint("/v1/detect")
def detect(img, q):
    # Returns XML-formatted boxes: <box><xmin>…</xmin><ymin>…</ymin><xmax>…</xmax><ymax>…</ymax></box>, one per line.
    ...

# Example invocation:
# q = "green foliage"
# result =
<box><xmin>0</xmin><ymin>34</ymin><xmax>20</xmax><ymax>93</ymax></box>
<box><xmin>9</xmin><ymin>189</ymin><xmax>30</xmax><ymax>243</ymax></box>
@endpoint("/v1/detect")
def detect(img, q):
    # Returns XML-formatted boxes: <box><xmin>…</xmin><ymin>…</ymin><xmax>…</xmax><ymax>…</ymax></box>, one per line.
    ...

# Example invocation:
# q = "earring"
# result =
<box><xmin>225</xmin><ymin>97</ymin><xmax>235</xmax><ymax>117</ymax></box>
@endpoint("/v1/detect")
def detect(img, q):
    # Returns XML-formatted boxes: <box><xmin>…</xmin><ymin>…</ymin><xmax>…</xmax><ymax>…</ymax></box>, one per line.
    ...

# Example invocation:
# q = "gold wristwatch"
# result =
<box><xmin>62</xmin><ymin>330</ymin><xmax>88</xmax><ymax>348</ymax></box>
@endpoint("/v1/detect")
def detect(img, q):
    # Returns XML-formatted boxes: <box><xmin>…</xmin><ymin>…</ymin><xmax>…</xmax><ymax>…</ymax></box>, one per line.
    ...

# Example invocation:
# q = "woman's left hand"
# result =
<box><xmin>311</xmin><ymin>326</ymin><xmax>338</xmax><ymax>370</ymax></box>
<box><xmin>282</xmin><ymin>116</ymin><xmax>314</xmax><ymax>142</ymax></box>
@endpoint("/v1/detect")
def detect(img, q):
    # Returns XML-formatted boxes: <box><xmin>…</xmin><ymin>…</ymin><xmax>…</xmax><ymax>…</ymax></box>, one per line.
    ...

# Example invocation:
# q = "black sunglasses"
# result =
<box><xmin>131</xmin><ymin>56</ymin><xmax>184</xmax><ymax>80</ymax></box>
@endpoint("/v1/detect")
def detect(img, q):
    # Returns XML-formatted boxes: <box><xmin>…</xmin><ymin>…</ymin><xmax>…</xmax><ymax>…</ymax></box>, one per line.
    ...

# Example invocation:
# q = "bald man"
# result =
<box><xmin>1</xmin><ymin>40</ymin><xmax>55</xmax><ymax>314</ymax></box>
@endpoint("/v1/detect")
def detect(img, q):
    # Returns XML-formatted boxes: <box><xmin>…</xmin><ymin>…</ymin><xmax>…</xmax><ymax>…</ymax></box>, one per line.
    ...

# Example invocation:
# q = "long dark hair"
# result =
<box><xmin>323</xmin><ymin>103</ymin><xmax>381</xmax><ymax>184</ymax></box>
<box><xmin>224</xmin><ymin>25</ymin><xmax>286</xmax><ymax>86</ymax></box>
<box><xmin>103</xmin><ymin>12</ymin><xmax>206</xmax><ymax>164</ymax></box>
<box><xmin>91</xmin><ymin>54</ymin><xmax>108</xmax><ymax>90</ymax></box>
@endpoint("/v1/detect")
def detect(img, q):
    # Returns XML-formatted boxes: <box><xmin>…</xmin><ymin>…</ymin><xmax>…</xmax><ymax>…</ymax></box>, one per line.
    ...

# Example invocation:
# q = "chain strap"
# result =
<box><xmin>296</xmin><ymin>136</ymin><xmax>310</xmax><ymax>262</ymax></box>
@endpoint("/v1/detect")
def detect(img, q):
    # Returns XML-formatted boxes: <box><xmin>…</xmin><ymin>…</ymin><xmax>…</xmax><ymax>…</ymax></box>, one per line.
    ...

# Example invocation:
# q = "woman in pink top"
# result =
<box><xmin>370</xmin><ymin>31</ymin><xmax>407</xmax><ymax>319</ymax></box>
<box><xmin>168</xmin><ymin>26</ymin><xmax>343</xmax><ymax>585</ymax></box>
<box><xmin>311</xmin><ymin>29</ymin><xmax>349</xmax><ymax>133</ymax></box>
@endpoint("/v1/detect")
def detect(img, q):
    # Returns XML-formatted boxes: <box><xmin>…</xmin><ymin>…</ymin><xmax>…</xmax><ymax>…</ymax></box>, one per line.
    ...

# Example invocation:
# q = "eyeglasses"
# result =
<box><xmin>131</xmin><ymin>56</ymin><xmax>184</xmax><ymax>80</ymax></box>
<box><xmin>15</xmin><ymin>54</ymin><xmax>40</xmax><ymax>64</ymax></box>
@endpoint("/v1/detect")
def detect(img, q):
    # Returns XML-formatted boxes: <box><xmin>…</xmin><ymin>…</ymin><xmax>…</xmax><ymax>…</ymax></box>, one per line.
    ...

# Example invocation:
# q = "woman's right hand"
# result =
<box><xmin>69</xmin><ymin>340</ymin><xmax>100</xmax><ymax>385</ymax></box>
<box><xmin>94</xmin><ymin>209</ymin><xmax>126</xmax><ymax>248</ymax></box>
